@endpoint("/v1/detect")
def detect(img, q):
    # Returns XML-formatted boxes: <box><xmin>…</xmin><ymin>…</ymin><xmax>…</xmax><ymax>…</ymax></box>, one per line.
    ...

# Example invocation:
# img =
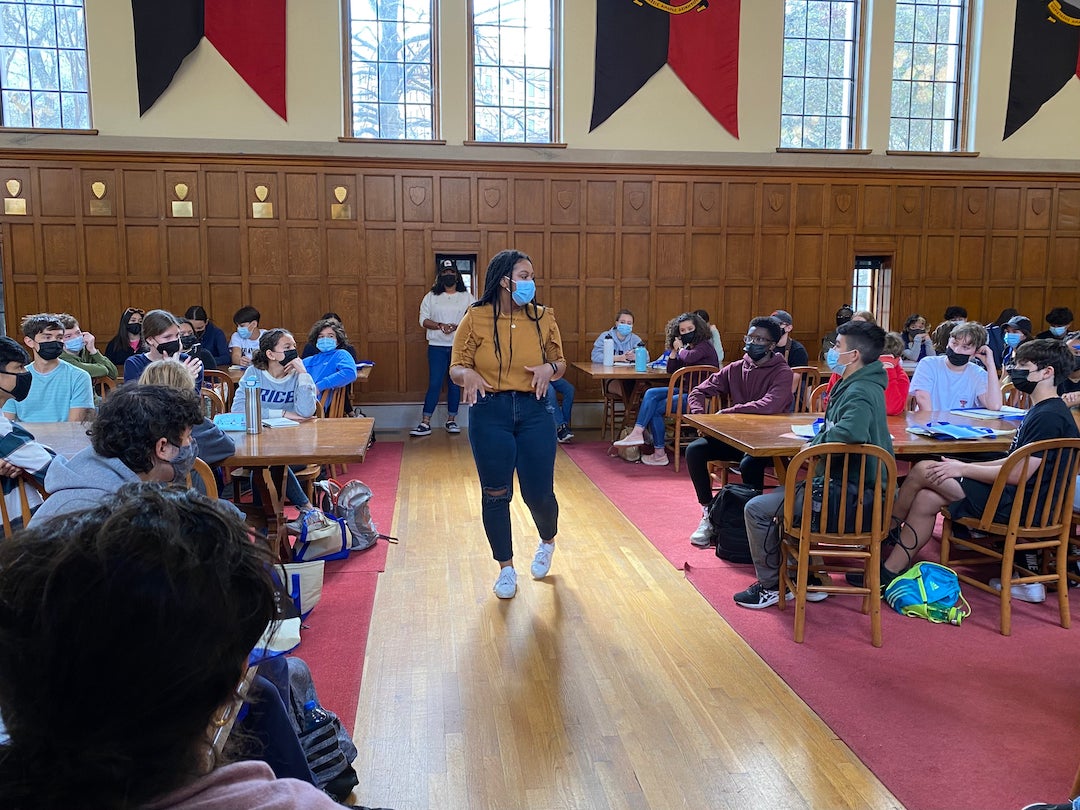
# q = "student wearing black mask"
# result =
<box><xmin>908</xmin><ymin>321</ymin><xmax>1002</xmax><ymax>412</ymax></box>
<box><xmin>0</xmin><ymin>335</ymin><xmax>56</xmax><ymax>523</ymax></box>
<box><xmin>820</xmin><ymin>304</ymin><xmax>854</xmax><ymax>359</ymax></box>
<box><xmin>177</xmin><ymin>317</ymin><xmax>220</xmax><ymax>376</ymax></box>
<box><xmin>104</xmin><ymin>306</ymin><xmax>144</xmax><ymax>367</ymax></box>
<box><xmin>3</xmin><ymin>314</ymin><xmax>93</xmax><ymax>423</ymax></box>
<box><xmin>123</xmin><ymin>309</ymin><xmax>205</xmax><ymax>387</ymax></box>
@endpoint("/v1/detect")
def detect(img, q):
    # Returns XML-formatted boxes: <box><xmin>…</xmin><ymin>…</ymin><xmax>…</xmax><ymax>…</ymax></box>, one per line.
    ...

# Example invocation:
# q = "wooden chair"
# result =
<box><xmin>201</xmin><ymin>388</ymin><xmax>226</xmax><ymax>418</ymax></box>
<box><xmin>778</xmin><ymin>443</ymin><xmax>898</xmax><ymax>647</ymax></box>
<box><xmin>0</xmin><ymin>474</ymin><xmax>46</xmax><ymax>538</ymax></box>
<box><xmin>663</xmin><ymin>364</ymin><xmax>719</xmax><ymax>472</ymax></box>
<box><xmin>1000</xmin><ymin>380</ymin><xmax>1031</xmax><ymax>410</ymax></box>
<box><xmin>185</xmin><ymin>458</ymin><xmax>220</xmax><ymax>498</ymax></box>
<box><xmin>92</xmin><ymin>375</ymin><xmax>118</xmax><ymax>400</ymax></box>
<box><xmin>324</xmin><ymin>386</ymin><xmax>348</xmax><ymax>419</ymax></box>
<box><xmin>940</xmin><ymin>437</ymin><xmax>1080</xmax><ymax>636</ymax></box>
<box><xmin>790</xmin><ymin>366</ymin><xmax>822</xmax><ymax>413</ymax></box>
<box><xmin>203</xmin><ymin>369</ymin><xmax>237</xmax><ymax>411</ymax></box>
<box><xmin>600</xmin><ymin>381</ymin><xmax>626</xmax><ymax>441</ymax></box>
<box><xmin>808</xmin><ymin>382</ymin><xmax>829</xmax><ymax>412</ymax></box>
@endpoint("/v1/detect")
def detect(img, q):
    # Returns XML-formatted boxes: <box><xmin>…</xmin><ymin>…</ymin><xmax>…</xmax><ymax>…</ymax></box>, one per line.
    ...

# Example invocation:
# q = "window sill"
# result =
<box><xmin>0</xmin><ymin>127</ymin><xmax>98</xmax><ymax>135</ymax></box>
<box><xmin>885</xmin><ymin>150</ymin><xmax>980</xmax><ymax>157</ymax></box>
<box><xmin>338</xmin><ymin>137</ymin><xmax>447</xmax><ymax>145</ymax></box>
<box><xmin>775</xmin><ymin>147</ymin><xmax>872</xmax><ymax>155</ymax></box>
<box><xmin>463</xmin><ymin>140</ymin><xmax>567</xmax><ymax>149</ymax></box>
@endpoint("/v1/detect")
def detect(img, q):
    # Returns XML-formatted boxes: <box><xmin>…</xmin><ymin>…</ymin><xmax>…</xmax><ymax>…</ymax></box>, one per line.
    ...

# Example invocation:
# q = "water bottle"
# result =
<box><xmin>602</xmin><ymin>333</ymin><xmax>615</xmax><ymax>366</ymax></box>
<box><xmin>243</xmin><ymin>374</ymin><xmax>261</xmax><ymax>434</ymax></box>
<box><xmin>634</xmin><ymin>343</ymin><xmax>648</xmax><ymax>372</ymax></box>
<box><xmin>301</xmin><ymin>699</ymin><xmax>332</xmax><ymax>732</ymax></box>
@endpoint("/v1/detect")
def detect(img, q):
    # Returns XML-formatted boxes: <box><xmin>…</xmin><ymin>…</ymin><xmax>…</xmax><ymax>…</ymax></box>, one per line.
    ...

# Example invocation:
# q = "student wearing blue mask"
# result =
<box><xmin>57</xmin><ymin>313</ymin><xmax>117</xmax><ymax>383</ymax></box>
<box><xmin>1036</xmin><ymin>307</ymin><xmax>1073</xmax><ymax>340</ymax></box>
<box><xmin>591</xmin><ymin>309</ymin><xmax>643</xmax><ymax>363</ymax></box>
<box><xmin>301</xmin><ymin>318</ymin><xmax>358</xmax><ymax>411</ymax></box>
<box><xmin>412</xmin><ymin>260</ymin><xmax>476</xmax><ymax>437</ymax></box>
<box><xmin>229</xmin><ymin>306</ymin><xmax>267</xmax><ymax>368</ymax></box>
<box><xmin>1002</xmin><ymin>315</ymin><xmax>1034</xmax><ymax>368</ymax></box>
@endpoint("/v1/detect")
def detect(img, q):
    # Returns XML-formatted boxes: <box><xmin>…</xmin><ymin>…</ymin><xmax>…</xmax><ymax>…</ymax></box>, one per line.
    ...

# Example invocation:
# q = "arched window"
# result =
<box><xmin>0</xmin><ymin>0</ymin><xmax>90</xmax><ymax>129</ymax></box>
<box><xmin>345</xmin><ymin>0</ymin><xmax>437</xmax><ymax>140</ymax></box>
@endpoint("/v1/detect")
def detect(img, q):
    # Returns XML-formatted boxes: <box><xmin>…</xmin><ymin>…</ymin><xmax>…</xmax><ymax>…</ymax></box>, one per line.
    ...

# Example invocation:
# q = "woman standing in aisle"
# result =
<box><xmin>411</xmin><ymin>259</ymin><xmax>475</xmax><ymax>436</ymax></box>
<box><xmin>450</xmin><ymin>250</ymin><xmax>565</xmax><ymax>599</ymax></box>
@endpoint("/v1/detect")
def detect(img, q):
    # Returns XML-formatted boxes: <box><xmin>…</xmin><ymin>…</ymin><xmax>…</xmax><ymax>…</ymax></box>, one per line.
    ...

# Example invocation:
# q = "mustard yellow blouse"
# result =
<box><xmin>451</xmin><ymin>303</ymin><xmax>565</xmax><ymax>393</ymax></box>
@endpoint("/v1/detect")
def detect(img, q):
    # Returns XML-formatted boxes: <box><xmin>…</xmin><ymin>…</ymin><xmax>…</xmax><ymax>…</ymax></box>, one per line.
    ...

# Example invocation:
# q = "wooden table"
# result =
<box><xmin>26</xmin><ymin>418</ymin><xmax>375</xmax><ymax>561</ymax></box>
<box><xmin>572</xmin><ymin>361</ymin><xmax>671</xmax><ymax>427</ymax></box>
<box><xmin>684</xmin><ymin>410</ymin><xmax>1017</xmax><ymax>483</ymax></box>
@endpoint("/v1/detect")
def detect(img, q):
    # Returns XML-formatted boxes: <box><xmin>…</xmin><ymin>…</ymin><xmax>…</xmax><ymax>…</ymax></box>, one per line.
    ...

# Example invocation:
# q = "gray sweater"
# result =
<box><xmin>230</xmin><ymin>368</ymin><xmax>317</xmax><ymax>418</ymax></box>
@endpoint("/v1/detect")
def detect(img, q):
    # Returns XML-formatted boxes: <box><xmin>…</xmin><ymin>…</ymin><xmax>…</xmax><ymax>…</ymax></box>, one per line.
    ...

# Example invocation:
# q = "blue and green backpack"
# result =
<box><xmin>884</xmin><ymin>562</ymin><xmax>971</xmax><ymax>625</ymax></box>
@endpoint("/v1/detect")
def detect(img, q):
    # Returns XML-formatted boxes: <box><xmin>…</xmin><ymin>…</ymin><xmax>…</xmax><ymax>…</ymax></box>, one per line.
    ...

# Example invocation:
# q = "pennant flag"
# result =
<box><xmin>131</xmin><ymin>0</ymin><xmax>287</xmax><ymax>119</ymax></box>
<box><xmin>590</xmin><ymin>0</ymin><xmax>740</xmax><ymax>137</ymax></box>
<box><xmin>1004</xmin><ymin>0</ymin><xmax>1080</xmax><ymax>139</ymax></box>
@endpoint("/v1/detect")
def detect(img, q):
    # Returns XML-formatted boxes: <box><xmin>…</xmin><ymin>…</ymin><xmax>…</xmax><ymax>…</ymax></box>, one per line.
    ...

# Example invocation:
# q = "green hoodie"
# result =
<box><xmin>811</xmin><ymin>359</ymin><xmax>893</xmax><ymax>483</ymax></box>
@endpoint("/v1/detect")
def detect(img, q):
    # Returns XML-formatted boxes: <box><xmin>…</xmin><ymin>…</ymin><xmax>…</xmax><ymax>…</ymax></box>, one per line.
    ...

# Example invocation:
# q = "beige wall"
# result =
<box><xmin>2</xmin><ymin>0</ymin><xmax>1078</xmax><ymax>165</ymax></box>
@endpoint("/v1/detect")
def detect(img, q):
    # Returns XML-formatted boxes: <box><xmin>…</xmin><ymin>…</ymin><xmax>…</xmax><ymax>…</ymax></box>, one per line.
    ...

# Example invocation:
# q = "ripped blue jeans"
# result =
<box><xmin>467</xmin><ymin>390</ymin><xmax>559</xmax><ymax>562</ymax></box>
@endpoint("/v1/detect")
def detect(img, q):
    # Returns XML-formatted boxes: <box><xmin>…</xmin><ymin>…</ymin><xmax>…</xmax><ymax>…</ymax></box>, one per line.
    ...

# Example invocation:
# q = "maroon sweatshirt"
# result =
<box><xmin>687</xmin><ymin>353</ymin><xmax>794</xmax><ymax>414</ymax></box>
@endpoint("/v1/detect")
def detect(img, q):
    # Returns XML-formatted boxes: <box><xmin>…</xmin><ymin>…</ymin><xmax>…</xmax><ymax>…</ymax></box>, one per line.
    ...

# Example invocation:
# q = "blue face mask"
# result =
<box><xmin>1051</xmin><ymin>325</ymin><xmax>1068</xmax><ymax>337</ymax></box>
<box><xmin>64</xmin><ymin>336</ymin><xmax>84</xmax><ymax>353</ymax></box>
<box><xmin>510</xmin><ymin>278</ymin><xmax>535</xmax><ymax>306</ymax></box>
<box><xmin>615</xmin><ymin>323</ymin><xmax>632</xmax><ymax>338</ymax></box>
<box><xmin>237</xmin><ymin>326</ymin><xmax>252</xmax><ymax>340</ymax></box>
<box><xmin>825</xmin><ymin>347</ymin><xmax>850</xmax><ymax>375</ymax></box>
<box><xmin>1004</xmin><ymin>332</ymin><xmax>1022</xmax><ymax>347</ymax></box>
<box><xmin>316</xmin><ymin>337</ymin><xmax>337</xmax><ymax>353</ymax></box>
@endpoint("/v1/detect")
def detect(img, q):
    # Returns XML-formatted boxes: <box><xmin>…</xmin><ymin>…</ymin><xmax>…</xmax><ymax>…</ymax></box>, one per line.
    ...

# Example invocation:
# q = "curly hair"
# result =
<box><xmin>307</xmin><ymin>318</ymin><xmax>348</xmax><ymax>348</ymax></box>
<box><xmin>90</xmin><ymin>384</ymin><xmax>203</xmax><ymax>473</ymax></box>
<box><xmin>470</xmin><ymin>249</ymin><xmax>546</xmax><ymax>386</ymax></box>
<box><xmin>251</xmin><ymin>328</ymin><xmax>293</xmax><ymax>370</ymax></box>
<box><xmin>0</xmin><ymin>484</ymin><xmax>274</xmax><ymax>810</ymax></box>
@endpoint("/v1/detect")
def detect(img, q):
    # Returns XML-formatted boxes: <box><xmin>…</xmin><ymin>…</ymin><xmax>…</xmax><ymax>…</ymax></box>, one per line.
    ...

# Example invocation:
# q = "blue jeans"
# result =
<box><xmin>467</xmin><ymin>391</ymin><xmax>558</xmax><ymax>562</ymax></box>
<box><xmin>545</xmin><ymin>377</ymin><xmax>575</xmax><ymax>426</ymax></box>
<box><xmin>423</xmin><ymin>345</ymin><xmax>460</xmax><ymax>418</ymax></box>
<box><xmin>635</xmin><ymin>386</ymin><xmax>683</xmax><ymax>447</ymax></box>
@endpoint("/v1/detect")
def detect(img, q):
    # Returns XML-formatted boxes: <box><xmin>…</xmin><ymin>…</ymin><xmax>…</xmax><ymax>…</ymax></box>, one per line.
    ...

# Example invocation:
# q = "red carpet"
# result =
<box><xmin>562</xmin><ymin>441</ymin><xmax>1080</xmax><ymax>810</ymax></box>
<box><xmin>291</xmin><ymin>441</ymin><xmax>402</xmax><ymax>729</ymax></box>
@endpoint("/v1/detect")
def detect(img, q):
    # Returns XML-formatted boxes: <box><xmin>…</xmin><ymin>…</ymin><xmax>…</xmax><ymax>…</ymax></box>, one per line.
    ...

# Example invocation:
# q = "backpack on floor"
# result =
<box><xmin>607</xmin><ymin>427</ymin><xmax>651</xmax><ymax>463</ymax></box>
<box><xmin>884</xmin><ymin>562</ymin><xmax>970</xmax><ymax>625</ymax></box>
<box><xmin>708</xmin><ymin>484</ymin><xmax>760</xmax><ymax>564</ymax></box>
<box><xmin>333</xmin><ymin>479</ymin><xmax>400</xmax><ymax>552</ymax></box>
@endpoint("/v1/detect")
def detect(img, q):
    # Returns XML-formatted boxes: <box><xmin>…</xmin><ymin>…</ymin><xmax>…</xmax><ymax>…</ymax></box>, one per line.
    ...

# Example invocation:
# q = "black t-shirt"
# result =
<box><xmin>1057</xmin><ymin>376</ymin><xmax>1080</xmax><ymax>396</ymax></box>
<box><xmin>778</xmin><ymin>338</ymin><xmax>809</xmax><ymax>368</ymax></box>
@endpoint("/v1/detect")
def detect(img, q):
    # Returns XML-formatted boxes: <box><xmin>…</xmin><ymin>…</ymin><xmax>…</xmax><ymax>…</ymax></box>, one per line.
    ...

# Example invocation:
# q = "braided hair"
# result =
<box><xmin>472</xmin><ymin>249</ymin><xmax>547</xmax><ymax>386</ymax></box>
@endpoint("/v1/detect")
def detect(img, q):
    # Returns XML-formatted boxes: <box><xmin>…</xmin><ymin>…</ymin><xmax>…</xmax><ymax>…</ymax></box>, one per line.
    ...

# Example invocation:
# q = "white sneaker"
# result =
<box><xmin>990</xmin><ymin>577</ymin><xmax>1046</xmax><ymax>603</ymax></box>
<box><xmin>494</xmin><ymin>567</ymin><xmax>517</xmax><ymax>599</ymax></box>
<box><xmin>531</xmin><ymin>541</ymin><xmax>555</xmax><ymax>579</ymax></box>
<box><xmin>641</xmin><ymin>452</ymin><xmax>669</xmax><ymax>466</ymax></box>
<box><xmin>613</xmin><ymin>433</ymin><xmax>645</xmax><ymax>447</ymax></box>
<box><xmin>690</xmin><ymin>514</ymin><xmax>716</xmax><ymax>547</ymax></box>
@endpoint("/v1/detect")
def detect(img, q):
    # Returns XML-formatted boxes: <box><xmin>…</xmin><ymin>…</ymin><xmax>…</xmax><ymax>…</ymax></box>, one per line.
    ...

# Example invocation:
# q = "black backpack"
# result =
<box><xmin>708</xmin><ymin>483</ymin><xmax>760</xmax><ymax>564</ymax></box>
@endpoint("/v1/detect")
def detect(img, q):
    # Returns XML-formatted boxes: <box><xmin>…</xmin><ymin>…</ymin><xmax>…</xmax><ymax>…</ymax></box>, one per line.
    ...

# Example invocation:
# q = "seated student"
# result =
<box><xmin>769</xmin><ymin>310</ymin><xmax>808</xmax><ymax>367</ymax></box>
<box><xmin>230</xmin><ymin>305</ymin><xmax>267</xmax><ymax>367</ymax></box>
<box><xmin>613</xmin><ymin>312</ymin><xmax>718</xmax><ymax>466</ymax></box>
<box><xmin>1002</xmin><ymin>315</ymin><xmax>1034</xmax><ymax>369</ymax></box>
<box><xmin>882</xmin><ymin>339</ymin><xmax>1080</xmax><ymax>598</ymax></box>
<box><xmin>0</xmin><ymin>336</ymin><xmax>56</xmax><ymax>520</ymax></box>
<box><xmin>123</xmin><ymin>309</ymin><xmax>205</xmax><ymax>388</ymax></box>
<box><xmin>591</xmin><ymin>308</ymin><xmax>645</xmax><ymax>363</ymax></box>
<box><xmin>908</xmin><ymin>321</ymin><xmax>1002</xmax><ymax>412</ymax></box>
<box><xmin>1059</xmin><ymin>331</ymin><xmax>1080</xmax><ymax>404</ymax></box>
<box><xmin>693</xmin><ymin>310</ymin><xmax>725</xmax><ymax>365</ymax></box>
<box><xmin>986</xmin><ymin>307</ymin><xmax>1019</xmax><ymax>366</ymax></box>
<box><xmin>943</xmin><ymin>305</ymin><xmax>968</xmax><ymax>322</ymax></box>
<box><xmin>1036</xmin><ymin>306</ymin><xmax>1074</xmax><ymax>340</ymax></box>
<box><xmin>929</xmin><ymin>319</ymin><xmax>961</xmax><ymax>355</ymax></box>
<box><xmin>29</xmin><ymin>383</ymin><xmax>203</xmax><ymax>525</ymax></box>
<box><xmin>735</xmin><ymin>320</ymin><xmax>893</xmax><ymax>609</ymax></box>
<box><xmin>301</xmin><ymin>317</ymin><xmax>358</xmax><ymax>410</ymax></box>
<box><xmin>138</xmin><ymin>360</ymin><xmax>235</xmax><ymax>495</ymax></box>
<box><xmin>184</xmin><ymin>304</ymin><xmax>231</xmax><ymax>366</ymax></box>
<box><xmin>685</xmin><ymin>316</ymin><xmax>794</xmax><ymax>547</ymax></box>
<box><xmin>177</xmin><ymin>317</ymin><xmax>220</xmax><ymax>377</ymax></box>
<box><xmin>851</xmin><ymin>310</ymin><xmax>876</xmax><ymax>324</ymax></box>
<box><xmin>821</xmin><ymin>330</ymin><xmax>910</xmax><ymax>416</ymax></box>
<box><xmin>302</xmin><ymin>313</ymin><xmax>358</xmax><ymax>361</ymax></box>
<box><xmin>103</xmin><ymin>306</ymin><xmax>143</xmax><ymax>368</ymax></box>
<box><xmin>820</xmin><ymin>304</ymin><xmax>854</xmax><ymax>358</ymax></box>
<box><xmin>0</xmin><ymin>486</ymin><xmax>357</xmax><ymax>810</ymax></box>
<box><xmin>900</xmin><ymin>313</ymin><xmax>936</xmax><ymax>361</ymax></box>
<box><xmin>546</xmin><ymin>376</ymin><xmax>575</xmax><ymax>443</ymax></box>
<box><xmin>57</xmin><ymin>313</ymin><xmax>117</xmax><ymax>381</ymax></box>
<box><xmin>231</xmin><ymin>329</ymin><xmax>322</xmax><ymax>531</ymax></box>
<box><xmin>3</xmin><ymin>314</ymin><xmax>93</xmax><ymax>423</ymax></box>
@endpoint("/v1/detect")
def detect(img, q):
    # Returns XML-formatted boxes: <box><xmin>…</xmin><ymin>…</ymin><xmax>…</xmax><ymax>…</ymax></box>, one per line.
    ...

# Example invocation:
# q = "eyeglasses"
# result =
<box><xmin>743</xmin><ymin>334</ymin><xmax>773</xmax><ymax>345</ymax></box>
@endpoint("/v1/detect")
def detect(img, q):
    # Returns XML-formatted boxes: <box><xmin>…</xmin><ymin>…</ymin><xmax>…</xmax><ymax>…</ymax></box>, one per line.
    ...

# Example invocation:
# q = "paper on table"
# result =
<box><xmin>791</xmin><ymin>424</ymin><xmax>819</xmax><ymax>439</ymax></box>
<box><xmin>261</xmin><ymin>417</ymin><xmax>299</xmax><ymax>428</ymax></box>
<box><xmin>949</xmin><ymin>406</ymin><xmax>1025</xmax><ymax>420</ymax></box>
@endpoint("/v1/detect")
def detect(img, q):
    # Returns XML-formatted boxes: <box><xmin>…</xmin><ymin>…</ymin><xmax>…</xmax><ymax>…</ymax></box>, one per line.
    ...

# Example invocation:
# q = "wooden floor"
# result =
<box><xmin>352</xmin><ymin>430</ymin><xmax>902</xmax><ymax>810</ymax></box>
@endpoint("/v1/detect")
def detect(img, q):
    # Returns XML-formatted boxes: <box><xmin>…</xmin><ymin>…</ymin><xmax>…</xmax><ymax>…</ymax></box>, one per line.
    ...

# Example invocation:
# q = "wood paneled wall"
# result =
<box><xmin>1</xmin><ymin>150</ymin><xmax>1077</xmax><ymax>402</ymax></box>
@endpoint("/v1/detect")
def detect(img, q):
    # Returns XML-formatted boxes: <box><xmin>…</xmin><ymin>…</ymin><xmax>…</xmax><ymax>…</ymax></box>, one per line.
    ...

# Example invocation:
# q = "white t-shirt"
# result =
<box><xmin>228</xmin><ymin>328</ymin><xmax>267</xmax><ymax>360</ymax></box>
<box><xmin>909</xmin><ymin>355</ymin><xmax>989</xmax><ymax>410</ymax></box>
<box><xmin>419</xmin><ymin>290</ymin><xmax>475</xmax><ymax>347</ymax></box>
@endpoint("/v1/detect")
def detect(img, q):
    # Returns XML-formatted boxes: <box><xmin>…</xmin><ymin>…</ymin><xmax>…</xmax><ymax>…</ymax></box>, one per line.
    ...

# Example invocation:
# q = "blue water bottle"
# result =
<box><xmin>301</xmin><ymin>699</ymin><xmax>332</xmax><ymax>732</ymax></box>
<box><xmin>634</xmin><ymin>343</ymin><xmax>648</xmax><ymax>372</ymax></box>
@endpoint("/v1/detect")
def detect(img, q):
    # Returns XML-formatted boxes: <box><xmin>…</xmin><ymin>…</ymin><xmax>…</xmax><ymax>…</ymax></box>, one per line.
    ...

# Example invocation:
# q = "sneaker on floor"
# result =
<box><xmin>990</xmin><ymin>577</ymin><xmax>1046</xmax><ymax>603</ymax></box>
<box><xmin>641</xmin><ymin>452</ymin><xmax>669</xmax><ymax>467</ymax></box>
<box><xmin>689</xmin><ymin>514</ymin><xmax>716</xmax><ymax>548</ymax></box>
<box><xmin>494</xmin><ymin>567</ymin><xmax>517</xmax><ymax>599</ymax></box>
<box><xmin>1022</xmin><ymin>802</ymin><xmax>1080</xmax><ymax>810</ymax></box>
<box><xmin>734</xmin><ymin>581</ymin><xmax>781</xmax><ymax>610</ymax></box>
<box><xmin>530</xmin><ymin>541</ymin><xmax>555</xmax><ymax>579</ymax></box>
<box><xmin>612</xmin><ymin>433</ymin><xmax>645</xmax><ymax>447</ymax></box>
<box><xmin>556</xmin><ymin>424</ymin><xmax>574</xmax><ymax>443</ymax></box>
<box><xmin>785</xmin><ymin>574</ymin><xmax>830</xmax><ymax>602</ymax></box>
<box><xmin>445</xmin><ymin>420</ymin><xmax>461</xmax><ymax>434</ymax></box>
<box><xmin>409</xmin><ymin>422</ymin><xmax>432</xmax><ymax>437</ymax></box>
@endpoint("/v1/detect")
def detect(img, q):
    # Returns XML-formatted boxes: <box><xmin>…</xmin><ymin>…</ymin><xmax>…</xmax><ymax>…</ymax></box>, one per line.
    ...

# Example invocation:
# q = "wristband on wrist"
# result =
<box><xmin>550</xmin><ymin>362</ymin><xmax>558</xmax><ymax>374</ymax></box>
